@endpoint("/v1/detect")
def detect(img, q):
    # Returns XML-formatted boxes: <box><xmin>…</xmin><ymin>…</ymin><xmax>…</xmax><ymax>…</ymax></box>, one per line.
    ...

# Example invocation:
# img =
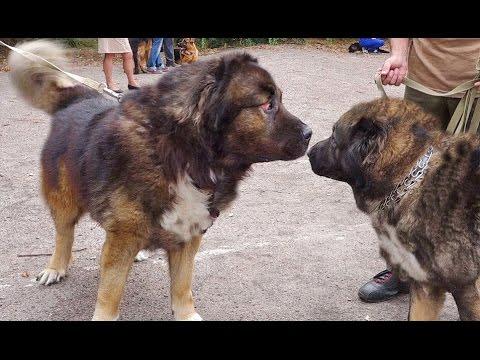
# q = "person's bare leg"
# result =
<box><xmin>103</xmin><ymin>53</ymin><xmax>118</xmax><ymax>90</ymax></box>
<box><xmin>121</xmin><ymin>52</ymin><xmax>139</xmax><ymax>87</ymax></box>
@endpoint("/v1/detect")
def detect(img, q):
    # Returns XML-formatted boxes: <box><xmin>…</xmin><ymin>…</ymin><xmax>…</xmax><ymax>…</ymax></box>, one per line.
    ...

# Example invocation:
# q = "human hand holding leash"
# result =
<box><xmin>379</xmin><ymin>54</ymin><xmax>408</xmax><ymax>86</ymax></box>
<box><xmin>378</xmin><ymin>38</ymin><xmax>410</xmax><ymax>86</ymax></box>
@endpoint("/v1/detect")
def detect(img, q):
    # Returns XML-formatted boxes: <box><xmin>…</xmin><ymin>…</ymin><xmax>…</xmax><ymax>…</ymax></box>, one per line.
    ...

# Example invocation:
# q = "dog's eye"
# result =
<box><xmin>260</xmin><ymin>101</ymin><xmax>274</xmax><ymax>113</ymax></box>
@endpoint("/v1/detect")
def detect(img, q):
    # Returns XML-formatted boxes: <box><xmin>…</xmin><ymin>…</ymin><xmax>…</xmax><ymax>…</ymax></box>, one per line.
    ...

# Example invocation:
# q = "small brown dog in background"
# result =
<box><xmin>178</xmin><ymin>38</ymin><xmax>199</xmax><ymax>64</ymax></box>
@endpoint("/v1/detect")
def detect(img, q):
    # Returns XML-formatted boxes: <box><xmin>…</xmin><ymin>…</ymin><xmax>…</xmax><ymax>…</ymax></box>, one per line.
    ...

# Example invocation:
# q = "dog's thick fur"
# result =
<box><xmin>178</xmin><ymin>38</ymin><xmax>199</xmax><ymax>64</ymax></box>
<box><xmin>309</xmin><ymin>98</ymin><xmax>480</xmax><ymax>320</ymax></box>
<box><xmin>128</xmin><ymin>38</ymin><xmax>152</xmax><ymax>74</ymax></box>
<box><xmin>9</xmin><ymin>39</ymin><xmax>311</xmax><ymax>320</ymax></box>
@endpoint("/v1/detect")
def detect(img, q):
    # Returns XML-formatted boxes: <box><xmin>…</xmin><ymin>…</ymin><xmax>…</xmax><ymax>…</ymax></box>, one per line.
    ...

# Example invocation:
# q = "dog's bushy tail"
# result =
<box><xmin>8</xmin><ymin>39</ymin><xmax>83</xmax><ymax>114</ymax></box>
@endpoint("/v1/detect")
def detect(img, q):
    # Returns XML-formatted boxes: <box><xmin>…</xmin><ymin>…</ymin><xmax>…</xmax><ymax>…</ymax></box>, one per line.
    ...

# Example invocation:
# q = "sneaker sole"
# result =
<box><xmin>358</xmin><ymin>291</ymin><xmax>407</xmax><ymax>303</ymax></box>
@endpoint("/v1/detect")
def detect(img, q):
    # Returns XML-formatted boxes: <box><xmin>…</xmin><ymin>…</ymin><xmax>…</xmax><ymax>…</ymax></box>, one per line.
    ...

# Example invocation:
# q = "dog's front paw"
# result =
<box><xmin>91</xmin><ymin>313</ymin><xmax>120</xmax><ymax>321</ymax></box>
<box><xmin>175</xmin><ymin>312</ymin><xmax>203</xmax><ymax>321</ymax></box>
<box><xmin>36</xmin><ymin>268</ymin><xmax>66</xmax><ymax>285</ymax></box>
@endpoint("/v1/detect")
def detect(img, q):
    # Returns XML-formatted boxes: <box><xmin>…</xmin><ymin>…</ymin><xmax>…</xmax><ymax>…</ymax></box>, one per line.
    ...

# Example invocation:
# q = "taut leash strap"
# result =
<box><xmin>374</xmin><ymin>74</ymin><xmax>479</xmax><ymax>99</ymax></box>
<box><xmin>0</xmin><ymin>40</ymin><xmax>122</xmax><ymax>102</ymax></box>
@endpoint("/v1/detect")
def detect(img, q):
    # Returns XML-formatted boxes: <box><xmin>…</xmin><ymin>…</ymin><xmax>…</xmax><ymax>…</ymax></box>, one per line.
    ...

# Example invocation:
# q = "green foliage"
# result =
<box><xmin>61</xmin><ymin>38</ymin><xmax>97</xmax><ymax>48</ymax></box>
<box><xmin>268</xmin><ymin>38</ymin><xmax>279</xmax><ymax>45</ymax></box>
<box><xmin>196</xmin><ymin>38</ymin><xmax>305</xmax><ymax>49</ymax></box>
<box><xmin>2</xmin><ymin>38</ymin><xmax>308</xmax><ymax>55</ymax></box>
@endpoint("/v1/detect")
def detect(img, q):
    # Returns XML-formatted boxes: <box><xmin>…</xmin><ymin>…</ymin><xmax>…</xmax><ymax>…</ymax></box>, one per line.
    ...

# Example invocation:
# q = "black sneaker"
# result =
<box><xmin>358</xmin><ymin>269</ymin><xmax>409</xmax><ymax>303</ymax></box>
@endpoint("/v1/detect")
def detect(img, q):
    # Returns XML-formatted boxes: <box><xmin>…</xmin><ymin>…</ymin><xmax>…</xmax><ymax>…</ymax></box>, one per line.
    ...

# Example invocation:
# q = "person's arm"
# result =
<box><xmin>379</xmin><ymin>38</ymin><xmax>410</xmax><ymax>86</ymax></box>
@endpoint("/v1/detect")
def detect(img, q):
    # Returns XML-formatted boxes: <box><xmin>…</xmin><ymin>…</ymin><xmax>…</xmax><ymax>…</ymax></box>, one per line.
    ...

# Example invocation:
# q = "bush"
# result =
<box><xmin>61</xmin><ymin>38</ymin><xmax>97</xmax><ymax>48</ymax></box>
<box><xmin>196</xmin><ymin>38</ymin><xmax>305</xmax><ymax>49</ymax></box>
<box><xmin>2</xmin><ymin>38</ymin><xmax>306</xmax><ymax>57</ymax></box>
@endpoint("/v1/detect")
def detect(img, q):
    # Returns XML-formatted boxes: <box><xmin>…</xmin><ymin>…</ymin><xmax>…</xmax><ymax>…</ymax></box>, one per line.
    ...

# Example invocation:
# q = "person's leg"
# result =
<box><xmin>147</xmin><ymin>38</ymin><xmax>161</xmax><ymax>71</ymax></box>
<box><xmin>405</xmin><ymin>86</ymin><xmax>451</xmax><ymax>129</ymax></box>
<box><xmin>121</xmin><ymin>52</ymin><xmax>139</xmax><ymax>88</ymax></box>
<box><xmin>163</xmin><ymin>38</ymin><xmax>175</xmax><ymax>67</ymax></box>
<box><xmin>103</xmin><ymin>53</ymin><xmax>120</xmax><ymax>91</ymax></box>
<box><xmin>155</xmin><ymin>38</ymin><xmax>165</xmax><ymax>69</ymax></box>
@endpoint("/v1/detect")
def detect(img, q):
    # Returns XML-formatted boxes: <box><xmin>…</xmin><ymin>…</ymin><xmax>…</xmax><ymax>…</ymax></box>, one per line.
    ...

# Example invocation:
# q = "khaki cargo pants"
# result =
<box><xmin>404</xmin><ymin>86</ymin><xmax>479</xmax><ymax>131</ymax></box>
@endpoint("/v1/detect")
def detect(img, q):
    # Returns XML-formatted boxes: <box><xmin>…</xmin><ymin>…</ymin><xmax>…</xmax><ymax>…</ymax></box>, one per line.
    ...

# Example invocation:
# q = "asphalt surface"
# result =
<box><xmin>0</xmin><ymin>44</ymin><xmax>461</xmax><ymax>320</ymax></box>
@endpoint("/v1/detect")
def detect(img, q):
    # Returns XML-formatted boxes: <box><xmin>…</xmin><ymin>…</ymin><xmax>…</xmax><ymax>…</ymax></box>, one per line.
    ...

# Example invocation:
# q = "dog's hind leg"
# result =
<box><xmin>143</xmin><ymin>39</ymin><xmax>152</xmax><ymax>72</ymax></box>
<box><xmin>168</xmin><ymin>235</ymin><xmax>203</xmax><ymax>320</ymax></box>
<box><xmin>408</xmin><ymin>283</ymin><xmax>446</xmax><ymax>321</ymax></box>
<box><xmin>92</xmin><ymin>230</ymin><xmax>141</xmax><ymax>320</ymax></box>
<box><xmin>129</xmin><ymin>38</ymin><xmax>141</xmax><ymax>74</ymax></box>
<box><xmin>452</xmin><ymin>282</ymin><xmax>480</xmax><ymax>321</ymax></box>
<box><xmin>37</xmin><ymin>162</ymin><xmax>84</xmax><ymax>285</ymax></box>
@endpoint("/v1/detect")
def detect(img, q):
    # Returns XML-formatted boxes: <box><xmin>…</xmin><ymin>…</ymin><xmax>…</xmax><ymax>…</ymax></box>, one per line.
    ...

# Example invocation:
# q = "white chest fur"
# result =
<box><xmin>160</xmin><ymin>175</ymin><xmax>213</xmax><ymax>242</ymax></box>
<box><xmin>377</xmin><ymin>224</ymin><xmax>428</xmax><ymax>282</ymax></box>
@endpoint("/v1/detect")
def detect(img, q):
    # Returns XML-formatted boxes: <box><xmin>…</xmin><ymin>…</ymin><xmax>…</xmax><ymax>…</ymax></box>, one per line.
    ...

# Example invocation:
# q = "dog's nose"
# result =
<box><xmin>302</xmin><ymin>126</ymin><xmax>312</xmax><ymax>141</ymax></box>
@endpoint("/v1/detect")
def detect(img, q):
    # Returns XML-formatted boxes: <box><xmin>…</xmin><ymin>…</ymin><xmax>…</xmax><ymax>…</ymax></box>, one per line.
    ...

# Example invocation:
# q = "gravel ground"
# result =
<box><xmin>0</xmin><ymin>44</ymin><xmax>460</xmax><ymax>320</ymax></box>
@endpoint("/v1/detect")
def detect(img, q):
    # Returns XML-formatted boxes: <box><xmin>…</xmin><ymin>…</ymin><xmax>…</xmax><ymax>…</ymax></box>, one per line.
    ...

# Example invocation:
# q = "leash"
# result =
<box><xmin>0</xmin><ymin>40</ymin><xmax>122</xmax><ymax>102</ymax></box>
<box><xmin>374</xmin><ymin>56</ymin><xmax>480</xmax><ymax>135</ymax></box>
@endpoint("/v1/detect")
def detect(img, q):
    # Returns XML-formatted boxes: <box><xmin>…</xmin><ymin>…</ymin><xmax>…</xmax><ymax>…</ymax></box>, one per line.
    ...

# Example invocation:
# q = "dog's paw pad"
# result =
<box><xmin>134</xmin><ymin>250</ymin><xmax>150</xmax><ymax>262</ymax></box>
<box><xmin>36</xmin><ymin>268</ymin><xmax>65</xmax><ymax>286</ymax></box>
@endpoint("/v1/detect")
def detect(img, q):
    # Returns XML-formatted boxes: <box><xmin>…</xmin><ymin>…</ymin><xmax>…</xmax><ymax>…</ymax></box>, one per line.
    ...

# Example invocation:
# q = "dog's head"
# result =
<box><xmin>348</xmin><ymin>42</ymin><xmax>362</xmax><ymax>53</ymax></box>
<box><xmin>205</xmin><ymin>52</ymin><xmax>312</xmax><ymax>164</ymax></box>
<box><xmin>307</xmin><ymin>98</ymin><xmax>439</xmax><ymax>208</ymax></box>
<box><xmin>179</xmin><ymin>38</ymin><xmax>196</xmax><ymax>49</ymax></box>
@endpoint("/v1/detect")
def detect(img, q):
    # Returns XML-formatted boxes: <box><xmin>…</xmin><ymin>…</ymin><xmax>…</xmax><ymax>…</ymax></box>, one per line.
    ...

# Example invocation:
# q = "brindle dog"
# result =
<box><xmin>129</xmin><ymin>38</ymin><xmax>152</xmax><ymax>74</ymax></box>
<box><xmin>8</xmin><ymin>40</ymin><xmax>312</xmax><ymax>320</ymax></box>
<box><xmin>309</xmin><ymin>97</ymin><xmax>480</xmax><ymax>321</ymax></box>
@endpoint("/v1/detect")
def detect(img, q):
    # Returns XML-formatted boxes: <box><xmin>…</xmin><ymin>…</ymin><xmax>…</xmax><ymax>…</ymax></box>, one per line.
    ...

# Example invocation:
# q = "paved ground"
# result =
<box><xmin>0</xmin><ymin>44</ymin><xmax>460</xmax><ymax>320</ymax></box>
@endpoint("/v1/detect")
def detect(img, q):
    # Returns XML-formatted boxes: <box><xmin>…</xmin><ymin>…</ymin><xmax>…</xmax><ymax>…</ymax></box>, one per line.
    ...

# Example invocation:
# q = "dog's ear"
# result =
<box><xmin>341</xmin><ymin>117</ymin><xmax>387</xmax><ymax>191</ymax></box>
<box><xmin>352</xmin><ymin>117</ymin><xmax>388</xmax><ymax>165</ymax></box>
<box><xmin>211</xmin><ymin>59</ymin><xmax>228</xmax><ymax>131</ymax></box>
<box><xmin>210</xmin><ymin>53</ymin><xmax>258</xmax><ymax>131</ymax></box>
<box><xmin>215</xmin><ymin>52</ymin><xmax>257</xmax><ymax>82</ymax></box>
<box><xmin>214</xmin><ymin>57</ymin><xmax>227</xmax><ymax>83</ymax></box>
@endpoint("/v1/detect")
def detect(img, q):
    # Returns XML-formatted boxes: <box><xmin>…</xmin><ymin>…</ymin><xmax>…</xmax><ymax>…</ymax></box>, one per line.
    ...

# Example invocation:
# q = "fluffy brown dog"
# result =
<box><xmin>129</xmin><ymin>38</ymin><xmax>152</xmax><ymax>74</ymax></box>
<box><xmin>309</xmin><ymin>98</ymin><xmax>480</xmax><ymax>321</ymax></box>
<box><xmin>8</xmin><ymin>40</ymin><xmax>312</xmax><ymax>320</ymax></box>
<box><xmin>178</xmin><ymin>38</ymin><xmax>199</xmax><ymax>64</ymax></box>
